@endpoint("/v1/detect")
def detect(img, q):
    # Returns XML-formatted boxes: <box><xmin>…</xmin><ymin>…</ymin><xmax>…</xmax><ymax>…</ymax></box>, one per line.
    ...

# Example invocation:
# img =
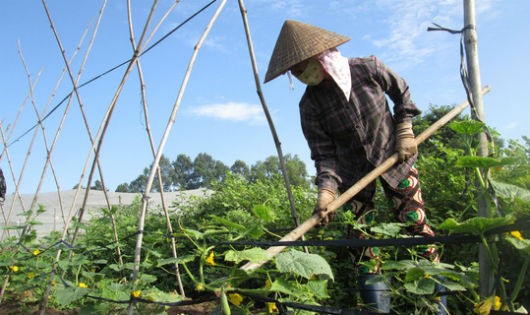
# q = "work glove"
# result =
<box><xmin>312</xmin><ymin>188</ymin><xmax>336</xmax><ymax>226</ymax></box>
<box><xmin>395</xmin><ymin>122</ymin><xmax>417</xmax><ymax>162</ymax></box>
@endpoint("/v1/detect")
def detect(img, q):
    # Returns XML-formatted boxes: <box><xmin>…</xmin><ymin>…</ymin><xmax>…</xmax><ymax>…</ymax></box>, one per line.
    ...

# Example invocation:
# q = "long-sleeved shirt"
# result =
<box><xmin>299</xmin><ymin>56</ymin><xmax>421</xmax><ymax>192</ymax></box>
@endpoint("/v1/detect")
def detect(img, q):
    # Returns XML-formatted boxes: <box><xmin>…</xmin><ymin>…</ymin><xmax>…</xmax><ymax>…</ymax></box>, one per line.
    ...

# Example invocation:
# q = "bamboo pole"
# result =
<box><xmin>237</xmin><ymin>0</ymin><xmax>303</xmax><ymax>235</ymax></box>
<box><xmin>0</xmin><ymin>75</ymin><xmax>40</xmax><ymax>241</ymax></box>
<box><xmin>128</xmin><ymin>1</ymin><xmax>227</xmax><ymax>313</ymax></box>
<box><xmin>17</xmin><ymin>47</ymin><xmax>67</xmax><ymax>239</ymax></box>
<box><xmin>127</xmin><ymin>1</ymin><xmax>186</xmax><ymax>298</ymax></box>
<box><xmin>241</xmin><ymin>86</ymin><xmax>491</xmax><ymax>272</ymax></box>
<box><xmin>463</xmin><ymin>0</ymin><xmax>492</xmax><ymax>298</ymax></box>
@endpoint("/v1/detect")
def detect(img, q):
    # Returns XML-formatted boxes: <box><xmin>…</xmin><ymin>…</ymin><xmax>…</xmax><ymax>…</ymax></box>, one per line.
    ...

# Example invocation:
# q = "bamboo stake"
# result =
<box><xmin>37</xmin><ymin>1</ymin><xmax>115</xmax><ymax>312</ymax></box>
<box><xmin>35</xmin><ymin>0</ymin><xmax>111</xmax><ymax>248</ymax></box>
<box><xmin>0</xmin><ymin>74</ymin><xmax>40</xmax><ymax>240</ymax></box>
<box><xmin>40</xmin><ymin>0</ymin><xmax>106</xmax><ymax>244</ymax></box>
<box><xmin>128</xmin><ymin>2</ymin><xmax>227</xmax><ymax>313</ymax></box>
<box><xmin>127</xmin><ymin>1</ymin><xmax>186</xmax><ymax>298</ymax></box>
<box><xmin>463</xmin><ymin>0</ymin><xmax>492</xmax><ymax>298</ymax></box>
<box><xmin>241</xmin><ymin>86</ymin><xmax>491</xmax><ymax>272</ymax></box>
<box><xmin>237</xmin><ymin>0</ymin><xmax>303</xmax><ymax>235</ymax></box>
<box><xmin>4</xmin><ymin>27</ymin><xmax>87</xmax><ymax>238</ymax></box>
<box><xmin>17</xmin><ymin>47</ymin><xmax>67</xmax><ymax>239</ymax></box>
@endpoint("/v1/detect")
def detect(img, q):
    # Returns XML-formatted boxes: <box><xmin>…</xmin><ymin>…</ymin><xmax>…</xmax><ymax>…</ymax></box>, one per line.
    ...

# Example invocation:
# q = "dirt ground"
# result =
<box><xmin>0</xmin><ymin>299</ymin><xmax>219</xmax><ymax>315</ymax></box>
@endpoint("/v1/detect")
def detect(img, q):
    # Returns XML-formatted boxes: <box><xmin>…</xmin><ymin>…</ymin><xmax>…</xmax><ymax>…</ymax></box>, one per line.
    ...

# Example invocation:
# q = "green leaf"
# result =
<box><xmin>455</xmin><ymin>156</ymin><xmax>511</xmax><ymax>169</ymax></box>
<box><xmin>92</xmin><ymin>259</ymin><xmax>108</xmax><ymax>265</ymax></box>
<box><xmin>404</xmin><ymin>278</ymin><xmax>435</xmax><ymax>295</ymax></box>
<box><xmin>505</xmin><ymin>236</ymin><xmax>530</xmax><ymax>256</ymax></box>
<box><xmin>209</xmin><ymin>215</ymin><xmax>246</xmax><ymax>231</ymax></box>
<box><xmin>405</xmin><ymin>267</ymin><xmax>425</xmax><ymax>282</ymax></box>
<box><xmin>243</xmin><ymin>225</ymin><xmax>265</xmax><ymax>239</ymax></box>
<box><xmin>97</xmin><ymin>280</ymin><xmax>130</xmax><ymax>301</ymax></box>
<box><xmin>438</xmin><ymin>279</ymin><xmax>467</xmax><ymax>292</ymax></box>
<box><xmin>139</xmin><ymin>273</ymin><xmax>157</xmax><ymax>284</ymax></box>
<box><xmin>381</xmin><ymin>260</ymin><xmax>416</xmax><ymax>271</ymax></box>
<box><xmin>181</xmin><ymin>228</ymin><xmax>205</xmax><ymax>240</ymax></box>
<box><xmin>491</xmin><ymin>180</ymin><xmax>530</xmax><ymax>203</ymax></box>
<box><xmin>156</xmin><ymin>257</ymin><xmax>179</xmax><ymax>267</ymax></box>
<box><xmin>438</xmin><ymin>216</ymin><xmax>512</xmax><ymax>235</ymax></box>
<box><xmin>275</xmin><ymin>249</ymin><xmax>334</xmax><ymax>281</ymax></box>
<box><xmin>449</xmin><ymin>120</ymin><xmax>485</xmax><ymax>135</ymax></box>
<box><xmin>251</xmin><ymin>204</ymin><xmax>277</xmax><ymax>223</ymax></box>
<box><xmin>305</xmin><ymin>279</ymin><xmax>330</xmax><ymax>299</ymax></box>
<box><xmin>142</xmin><ymin>287</ymin><xmax>183</xmax><ymax>303</ymax></box>
<box><xmin>224</xmin><ymin>248</ymin><xmax>271</xmax><ymax>264</ymax></box>
<box><xmin>107</xmin><ymin>264</ymin><xmax>123</xmax><ymax>272</ymax></box>
<box><xmin>269</xmin><ymin>277</ymin><xmax>298</xmax><ymax>296</ymax></box>
<box><xmin>371</xmin><ymin>222</ymin><xmax>405</xmax><ymax>237</ymax></box>
<box><xmin>54</xmin><ymin>287</ymin><xmax>89</xmax><ymax>306</ymax></box>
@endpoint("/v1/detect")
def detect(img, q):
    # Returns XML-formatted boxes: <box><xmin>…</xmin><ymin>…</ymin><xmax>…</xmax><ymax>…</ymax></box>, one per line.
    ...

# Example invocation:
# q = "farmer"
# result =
<box><xmin>264</xmin><ymin>20</ymin><xmax>439</xmax><ymax>312</ymax></box>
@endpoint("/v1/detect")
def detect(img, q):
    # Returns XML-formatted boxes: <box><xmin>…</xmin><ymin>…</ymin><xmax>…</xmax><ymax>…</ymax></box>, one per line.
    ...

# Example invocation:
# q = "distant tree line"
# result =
<box><xmin>109</xmin><ymin>153</ymin><xmax>310</xmax><ymax>193</ymax></box>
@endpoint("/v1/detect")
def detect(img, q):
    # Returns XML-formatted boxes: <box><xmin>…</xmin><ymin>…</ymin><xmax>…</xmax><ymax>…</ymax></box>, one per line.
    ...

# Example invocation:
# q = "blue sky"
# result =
<box><xmin>1</xmin><ymin>0</ymin><xmax>529</xmax><ymax>194</ymax></box>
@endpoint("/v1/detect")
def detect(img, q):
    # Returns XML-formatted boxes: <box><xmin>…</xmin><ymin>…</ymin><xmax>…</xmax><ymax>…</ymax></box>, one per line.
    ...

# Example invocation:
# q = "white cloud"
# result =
<box><xmin>504</xmin><ymin>121</ymin><xmax>519</xmax><ymax>130</ymax></box>
<box><xmin>370</xmin><ymin>0</ymin><xmax>499</xmax><ymax>67</ymax></box>
<box><xmin>189</xmin><ymin>102</ymin><xmax>266</xmax><ymax>124</ymax></box>
<box><xmin>256</xmin><ymin>0</ymin><xmax>305</xmax><ymax>17</ymax></box>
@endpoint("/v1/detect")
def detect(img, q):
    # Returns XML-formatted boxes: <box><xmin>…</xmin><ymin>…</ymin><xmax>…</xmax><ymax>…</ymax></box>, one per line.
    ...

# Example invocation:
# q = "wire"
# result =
<box><xmin>7</xmin><ymin>0</ymin><xmax>217</xmax><ymax>147</ymax></box>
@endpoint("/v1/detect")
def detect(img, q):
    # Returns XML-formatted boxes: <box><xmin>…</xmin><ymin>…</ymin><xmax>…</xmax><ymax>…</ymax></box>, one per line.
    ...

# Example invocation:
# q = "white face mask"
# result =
<box><xmin>295</xmin><ymin>59</ymin><xmax>324</xmax><ymax>86</ymax></box>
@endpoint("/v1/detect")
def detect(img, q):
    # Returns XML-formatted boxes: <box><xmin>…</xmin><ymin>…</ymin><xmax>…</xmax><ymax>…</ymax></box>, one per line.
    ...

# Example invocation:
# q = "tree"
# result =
<box><xmin>115</xmin><ymin>183</ymin><xmax>130</xmax><ymax>193</ymax></box>
<box><xmin>172</xmin><ymin>154</ymin><xmax>193</xmax><ymax>190</ymax></box>
<box><xmin>155</xmin><ymin>155</ymin><xmax>174</xmax><ymax>192</ymax></box>
<box><xmin>492</xmin><ymin>136</ymin><xmax>530</xmax><ymax>190</ymax></box>
<box><xmin>230</xmin><ymin>160</ymin><xmax>250</xmax><ymax>178</ymax></box>
<box><xmin>250</xmin><ymin>154</ymin><xmax>309</xmax><ymax>187</ymax></box>
<box><xmin>188</xmin><ymin>153</ymin><xmax>229</xmax><ymax>189</ymax></box>
<box><xmin>284</xmin><ymin>154</ymin><xmax>310</xmax><ymax>188</ymax></box>
<box><xmin>128</xmin><ymin>167</ymin><xmax>149</xmax><ymax>192</ymax></box>
<box><xmin>91</xmin><ymin>180</ymin><xmax>105</xmax><ymax>191</ymax></box>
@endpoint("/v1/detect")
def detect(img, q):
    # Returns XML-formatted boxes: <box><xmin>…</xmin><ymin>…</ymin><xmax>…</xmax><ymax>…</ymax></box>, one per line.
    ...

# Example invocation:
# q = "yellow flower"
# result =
<box><xmin>10</xmin><ymin>266</ymin><xmax>19</xmax><ymax>272</ymax></box>
<box><xmin>195</xmin><ymin>282</ymin><xmax>205</xmax><ymax>292</ymax></box>
<box><xmin>32</xmin><ymin>249</ymin><xmax>40</xmax><ymax>256</ymax></box>
<box><xmin>473</xmin><ymin>295</ymin><xmax>502</xmax><ymax>314</ymax></box>
<box><xmin>493</xmin><ymin>296</ymin><xmax>502</xmax><ymax>311</ymax></box>
<box><xmin>205</xmin><ymin>251</ymin><xmax>216</xmax><ymax>266</ymax></box>
<box><xmin>78</xmin><ymin>282</ymin><xmax>88</xmax><ymax>288</ymax></box>
<box><xmin>131</xmin><ymin>290</ymin><xmax>141</xmax><ymax>298</ymax></box>
<box><xmin>228</xmin><ymin>293</ymin><xmax>243</xmax><ymax>306</ymax></box>
<box><xmin>27</xmin><ymin>272</ymin><xmax>35</xmax><ymax>279</ymax></box>
<box><xmin>510</xmin><ymin>230</ymin><xmax>524</xmax><ymax>241</ymax></box>
<box><xmin>267</xmin><ymin>302</ymin><xmax>278</xmax><ymax>314</ymax></box>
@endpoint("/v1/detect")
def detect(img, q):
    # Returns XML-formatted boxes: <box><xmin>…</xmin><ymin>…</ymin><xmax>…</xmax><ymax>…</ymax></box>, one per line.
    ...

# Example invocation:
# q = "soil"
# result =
<box><xmin>0</xmin><ymin>299</ymin><xmax>219</xmax><ymax>315</ymax></box>
<box><xmin>0</xmin><ymin>300</ymin><xmax>76</xmax><ymax>315</ymax></box>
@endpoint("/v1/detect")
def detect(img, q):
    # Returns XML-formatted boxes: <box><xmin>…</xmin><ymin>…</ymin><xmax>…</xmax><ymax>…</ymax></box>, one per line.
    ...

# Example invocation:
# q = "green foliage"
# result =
<box><xmin>121</xmin><ymin>152</ymin><xmax>311</xmax><ymax>192</ymax></box>
<box><xmin>275</xmin><ymin>249</ymin><xmax>334</xmax><ymax>281</ymax></box>
<box><xmin>2</xmin><ymin>106</ymin><xmax>530</xmax><ymax>314</ymax></box>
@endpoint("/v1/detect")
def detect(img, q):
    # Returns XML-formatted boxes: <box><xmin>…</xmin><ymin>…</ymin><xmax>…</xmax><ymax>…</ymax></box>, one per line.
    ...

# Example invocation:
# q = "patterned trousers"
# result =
<box><xmin>343</xmin><ymin>166</ymin><xmax>438</xmax><ymax>274</ymax></box>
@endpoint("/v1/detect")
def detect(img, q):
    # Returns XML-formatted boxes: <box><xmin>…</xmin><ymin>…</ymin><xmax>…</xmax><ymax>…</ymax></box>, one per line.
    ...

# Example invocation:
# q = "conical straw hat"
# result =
<box><xmin>264</xmin><ymin>20</ymin><xmax>350</xmax><ymax>83</ymax></box>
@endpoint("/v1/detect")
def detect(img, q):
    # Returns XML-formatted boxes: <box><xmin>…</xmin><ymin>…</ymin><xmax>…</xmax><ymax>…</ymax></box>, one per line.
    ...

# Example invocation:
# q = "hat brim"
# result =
<box><xmin>264</xmin><ymin>20</ymin><xmax>350</xmax><ymax>83</ymax></box>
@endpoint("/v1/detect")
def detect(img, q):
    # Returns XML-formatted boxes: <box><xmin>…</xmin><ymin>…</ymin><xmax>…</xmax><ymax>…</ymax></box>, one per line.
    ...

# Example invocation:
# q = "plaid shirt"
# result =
<box><xmin>299</xmin><ymin>56</ymin><xmax>421</xmax><ymax>192</ymax></box>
